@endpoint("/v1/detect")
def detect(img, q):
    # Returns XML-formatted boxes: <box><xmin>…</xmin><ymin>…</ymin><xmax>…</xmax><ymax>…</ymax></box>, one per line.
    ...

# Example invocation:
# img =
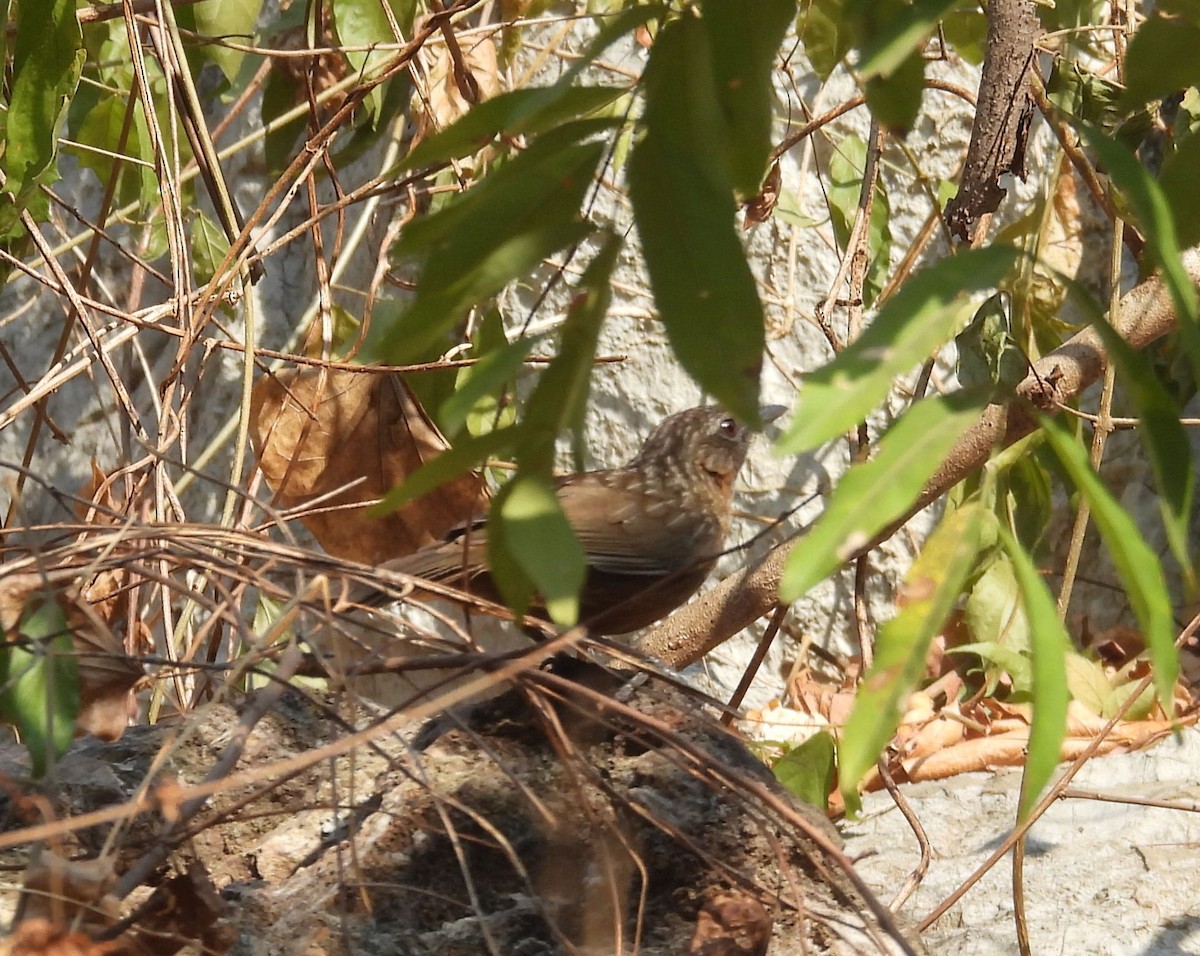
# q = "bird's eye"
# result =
<box><xmin>718</xmin><ymin>418</ymin><xmax>739</xmax><ymax>438</ymax></box>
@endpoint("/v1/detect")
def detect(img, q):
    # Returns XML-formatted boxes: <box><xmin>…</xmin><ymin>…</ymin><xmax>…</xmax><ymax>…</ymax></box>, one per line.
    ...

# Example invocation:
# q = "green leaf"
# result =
<box><xmin>629</xmin><ymin>15</ymin><xmax>764</xmax><ymax>424</ymax></box>
<box><xmin>517</xmin><ymin>233</ymin><xmax>621</xmax><ymax>473</ymax></box>
<box><xmin>951</xmin><ymin>641</ymin><xmax>1033</xmax><ymax>694</ymax></box>
<box><xmin>797</xmin><ymin>0</ymin><xmax>851</xmax><ymax>80</ymax></box>
<box><xmin>1079</xmin><ymin>126</ymin><xmax>1200</xmax><ymax>393</ymax></box>
<box><xmin>700</xmin><ymin>0</ymin><xmax>795</xmax><ymax>196</ymax></box>
<box><xmin>373</xmin><ymin>424</ymin><xmax>521</xmax><ymax>513</ymax></box>
<box><xmin>401</xmin><ymin>86</ymin><xmax>626</xmax><ymax>171</ymax></box>
<box><xmin>1039</xmin><ymin>415</ymin><xmax>1178</xmax><ymax>713</ymax></box>
<box><xmin>372</xmin><ymin>125</ymin><xmax>608</xmax><ymax>363</ymax></box>
<box><xmin>997</xmin><ymin>526</ymin><xmax>1069</xmax><ymax>820</ymax></box>
<box><xmin>961</xmin><ymin>553</ymin><xmax>1031</xmax><ymax>696</ymax></box>
<box><xmin>177</xmin><ymin>0</ymin><xmax>265</xmax><ymax>83</ymax></box>
<box><xmin>856</xmin><ymin>0</ymin><xmax>962</xmax><ymax>79</ymax></box>
<box><xmin>1064</xmin><ymin>652</ymin><xmax>1111</xmax><ymax>716</ymax></box>
<box><xmin>442</xmin><ymin>329</ymin><xmax>542</xmax><ymax>438</ymax></box>
<box><xmin>191</xmin><ymin>211</ymin><xmax>231</xmax><ymax>284</ymax></box>
<box><xmin>780</xmin><ymin>392</ymin><xmax>981</xmax><ymax>601</ymax></box>
<box><xmin>940</xmin><ymin>8</ymin><xmax>987</xmax><ymax>64</ymax></box>
<box><xmin>2</xmin><ymin>0</ymin><xmax>83</xmax><ymax>223</ymax></box>
<box><xmin>955</xmin><ymin>292</ymin><xmax>1029</xmax><ymax>400</ymax></box>
<box><xmin>776</xmin><ymin>245</ymin><xmax>1018</xmax><ymax>454</ymax></box>
<box><xmin>773</xmin><ymin>730</ymin><xmax>836</xmax><ymax>809</ymax></box>
<box><xmin>259</xmin><ymin>64</ymin><xmax>306</xmax><ymax>176</ymax></box>
<box><xmin>1122</xmin><ymin>14</ymin><xmax>1200</xmax><ymax>108</ymax></box>
<box><xmin>839</xmin><ymin>503</ymin><xmax>984</xmax><ymax>814</ymax></box>
<box><xmin>490</xmin><ymin>474</ymin><xmax>587</xmax><ymax>627</ymax></box>
<box><xmin>1047</xmin><ymin>62</ymin><xmax>1152</xmax><ymax>150</ymax></box>
<box><xmin>69</xmin><ymin>88</ymin><xmax>148</xmax><ymax>209</ymax></box>
<box><xmin>863</xmin><ymin>47</ymin><xmax>926</xmax><ymax>133</ymax></box>
<box><xmin>0</xmin><ymin>595</ymin><xmax>80</xmax><ymax>778</ymax></box>
<box><xmin>1106</xmin><ymin>673</ymin><xmax>1157</xmax><ymax>721</ymax></box>
<box><xmin>332</xmin><ymin>0</ymin><xmax>405</xmax><ymax>122</ymax></box>
<box><xmin>827</xmin><ymin>133</ymin><xmax>892</xmax><ymax>305</ymax></box>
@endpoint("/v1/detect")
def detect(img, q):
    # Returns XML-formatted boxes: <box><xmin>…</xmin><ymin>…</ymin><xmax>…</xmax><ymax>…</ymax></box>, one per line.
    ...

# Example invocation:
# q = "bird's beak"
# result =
<box><xmin>759</xmin><ymin>404</ymin><xmax>787</xmax><ymax>427</ymax></box>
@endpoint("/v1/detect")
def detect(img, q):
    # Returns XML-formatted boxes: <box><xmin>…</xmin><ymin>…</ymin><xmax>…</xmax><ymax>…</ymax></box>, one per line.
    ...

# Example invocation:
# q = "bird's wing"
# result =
<box><xmin>355</xmin><ymin>523</ymin><xmax>492</xmax><ymax>607</ymax></box>
<box><xmin>555</xmin><ymin>476</ymin><xmax>710</xmax><ymax>577</ymax></box>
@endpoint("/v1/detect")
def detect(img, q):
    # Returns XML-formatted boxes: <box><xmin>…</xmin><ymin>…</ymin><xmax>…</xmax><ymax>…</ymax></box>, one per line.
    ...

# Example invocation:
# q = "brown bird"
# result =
<box><xmin>367</xmin><ymin>404</ymin><xmax>785</xmax><ymax>634</ymax></box>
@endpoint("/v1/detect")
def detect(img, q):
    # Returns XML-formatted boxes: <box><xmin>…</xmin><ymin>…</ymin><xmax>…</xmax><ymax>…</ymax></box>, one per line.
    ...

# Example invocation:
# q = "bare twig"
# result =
<box><xmin>944</xmin><ymin>0</ymin><xmax>1041</xmax><ymax>241</ymax></box>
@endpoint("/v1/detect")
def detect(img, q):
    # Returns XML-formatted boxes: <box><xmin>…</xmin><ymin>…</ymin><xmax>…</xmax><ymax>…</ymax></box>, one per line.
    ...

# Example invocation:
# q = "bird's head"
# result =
<box><xmin>629</xmin><ymin>404</ymin><xmax>785</xmax><ymax>495</ymax></box>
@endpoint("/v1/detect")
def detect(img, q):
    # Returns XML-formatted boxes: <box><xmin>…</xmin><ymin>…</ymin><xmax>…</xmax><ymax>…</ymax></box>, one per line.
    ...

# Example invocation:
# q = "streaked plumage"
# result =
<box><xmin>372</xmin><ymin>404</ymin><xmax>783</xmax><ymax>634</ymax></box>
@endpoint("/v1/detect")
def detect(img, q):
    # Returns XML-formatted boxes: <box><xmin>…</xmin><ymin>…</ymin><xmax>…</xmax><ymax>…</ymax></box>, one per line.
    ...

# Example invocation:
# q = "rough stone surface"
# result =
<box><xmin>845</xmin><ymin>730</ymin><xmax>1200</xmax><ymax>955</ymax></box>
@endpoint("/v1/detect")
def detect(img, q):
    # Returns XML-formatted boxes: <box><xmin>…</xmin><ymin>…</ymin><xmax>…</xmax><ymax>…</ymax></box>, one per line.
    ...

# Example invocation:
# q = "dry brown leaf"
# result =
<box><xmin>742</xmin><ymin>161</ymin><xmax>781</xmax><ymax>229</ymax></box>
<box><xmin>250</xmin><ymin>368</ymin><xmax>488</xmax><ymax>564</ymax></box>
<box><xmin>0</xmin><ymin>576</ymin><xmax>142</xmax><ymax>742</ymax></box>
<box><xmin>415</xmin><ymin>31</ymin><xmax>500</xmax><ymax>149</ymax></box>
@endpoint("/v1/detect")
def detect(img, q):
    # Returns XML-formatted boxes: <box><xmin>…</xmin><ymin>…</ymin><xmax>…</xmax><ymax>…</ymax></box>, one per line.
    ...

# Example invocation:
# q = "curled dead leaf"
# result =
<box><xmin>250</xmin><ymin>368</ymin><xmax>488</xmax><ymax>564</ymax></box>
<box><xmin>742</xmin><ymin>161</ymin><xmax>781</xmax><ymax>229</ymax></box>
<box><xmin>414</xmin><ymin>31</ymin><xmax>500</xmax><ymax>152</ymax></box>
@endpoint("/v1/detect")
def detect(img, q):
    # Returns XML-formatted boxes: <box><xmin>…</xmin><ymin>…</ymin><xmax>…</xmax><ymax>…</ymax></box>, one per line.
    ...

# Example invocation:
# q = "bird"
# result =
<box><xmin>365</xmin><ymin>403</ymin><xmax>786</xmax><ymax>635</ymax></box>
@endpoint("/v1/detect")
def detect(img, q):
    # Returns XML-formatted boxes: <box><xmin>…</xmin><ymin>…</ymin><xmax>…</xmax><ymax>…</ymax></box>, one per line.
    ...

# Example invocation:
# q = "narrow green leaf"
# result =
<box><xmin>3</xmin><ymin>0</ymin><xmax>83</xmax><ymax>213</ymax></box>
<box><xmin>490</xmin><ymin>474</ymin><xmax>586</xmax><ymax>627</ymax></box>
<box><xmin>700</xmin><ymin>0</ymin><xmax>795</xmax><ymax>196</ymax></box>
<box><xmin>372</xmin><ymin>424</ymin><xmax>520</xmax><ymax>513</ymax></box>
<box><xmin>518</xmin><ymin>233</ymin><xmax>622</xmax><ymax>473</ymax></box>
<box><xmin>1040</xmin><ymin>415</ymin><xmax>1178</xmax><ymax>713</ymax></box>
<box><xmin>773</xmin><ymin>730</ymin><xmax>836</xmax><ymax>809</ymax></box>
<box><xmin>629</xmin><ymin>15</ymin><xmax>764</xmax><ymax>424</ymax></box>
<box><xmin>777</xmin><ymin>245</ymin><xmax>1018</xmax><ymax>454</ymax></box>
<box><xmin>372</xmin><ymin>130</ymin><xmax>607</xmax><ymax>363</ymax></box>
<box><xmin>395</xmin><ymin>4</ymin><xmax>658</xmax><ymax>173</ymax></box>
<box><xmin>482</xmin><ymin>491</ymin><xmax>536</xmax><ymax>621</ymax></box>
<box><xmin>1079</xmin><ymin>126</ymin><xmax>1200</xmax><ymax>395</ymax></box>
<box><xmin>0</xmin><ymin>596</ymin><xmax>80</xmax><ymax>778</ymax></box>
<box><xmin>780</xmin><ymin>393</ymin><xmax>981</xmax><ymax>601</ymax></box>
<box><xmin>839</xmin><ymin>503</ymin><xmax>984</xmax><ymax>814</ymax></box>
<box><xmin>1058</xmin><ymin>276</ymin><xmax>1194</xmax><ymax>595</ymax></box>
<box><xmin>393</xmin><ymin>120</ymin><xmax>612</xmax><ymax>260</ymax></box>
<box><xmin>997</xmin><ymin>526</ymin><xmax>1069</xmax><ymax>820</ymax></box>
<box><xmin>402</xmin><ymin>86</ymin><xmax>626</xmax><ymax>171</ymax></box>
